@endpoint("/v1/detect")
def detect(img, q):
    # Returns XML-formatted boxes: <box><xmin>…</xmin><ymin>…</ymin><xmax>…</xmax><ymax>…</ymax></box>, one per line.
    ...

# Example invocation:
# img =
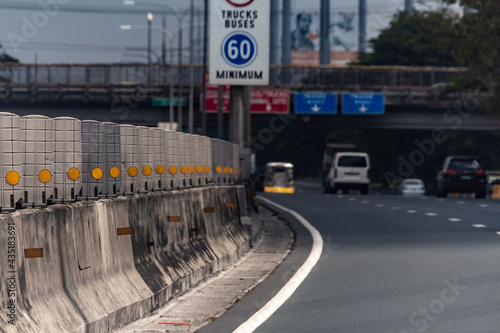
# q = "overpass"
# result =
<box><xmin>0</xmin><ymin>63</ymin><xmax>499</xmax><ymax>130</ymax></box>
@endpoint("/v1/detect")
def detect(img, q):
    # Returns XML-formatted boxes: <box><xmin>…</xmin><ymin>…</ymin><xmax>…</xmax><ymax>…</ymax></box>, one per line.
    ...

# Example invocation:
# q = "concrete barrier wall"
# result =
<box><xmin>0</xmin><ymin>186</ymin><xmax>249</xmax><ymax>333</ymax></box>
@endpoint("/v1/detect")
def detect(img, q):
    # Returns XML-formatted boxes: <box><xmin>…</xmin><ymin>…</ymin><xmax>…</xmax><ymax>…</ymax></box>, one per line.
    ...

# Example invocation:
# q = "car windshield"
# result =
<box><xmin>449</xmin><ymin>159</ymin><xmax>481</xmax><ymax>171</ymax></box>
<box><xmin>338</xmin><ymin>156</ymin><xmax>367</xmax><ymax>167</ymax></box>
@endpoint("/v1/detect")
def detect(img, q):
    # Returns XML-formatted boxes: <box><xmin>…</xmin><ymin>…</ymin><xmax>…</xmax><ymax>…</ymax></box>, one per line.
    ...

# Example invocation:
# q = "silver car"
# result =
<box><xmin>398</xmin><ymin>178</ymin><xmax>426</xmax><ymax>196</ymax></box>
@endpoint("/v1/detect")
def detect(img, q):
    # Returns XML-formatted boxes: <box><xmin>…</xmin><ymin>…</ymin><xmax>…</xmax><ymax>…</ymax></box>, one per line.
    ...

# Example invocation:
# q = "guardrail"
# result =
<box><xmin>0</xmin><ymin>64</ymin><xmax>466</xmax><ymax>88</ymax></box>
<box><xmin>0</xmin><ymin>111</ymin><xmax>241</xmax><ymax>212</ymax></box>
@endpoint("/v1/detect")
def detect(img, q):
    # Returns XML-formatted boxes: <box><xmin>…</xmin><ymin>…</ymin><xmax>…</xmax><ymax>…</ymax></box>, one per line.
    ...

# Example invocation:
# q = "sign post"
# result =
<box><xmin>210</xmin><ymin>0</ymin><xmax>270</xmax><ymax>182</ymax></box>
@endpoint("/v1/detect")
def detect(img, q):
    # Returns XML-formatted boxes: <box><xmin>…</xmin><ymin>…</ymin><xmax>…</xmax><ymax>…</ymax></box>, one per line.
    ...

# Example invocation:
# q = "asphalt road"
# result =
<box><xmin>203</xmin><ymin>183</ymin><xmax>500</xmax><ymax>333</ymax></box>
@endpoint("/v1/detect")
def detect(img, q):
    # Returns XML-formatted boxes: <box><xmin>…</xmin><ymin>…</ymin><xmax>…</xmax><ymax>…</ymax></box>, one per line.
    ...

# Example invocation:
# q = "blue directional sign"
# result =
<box><xmin>295</xmin><ymin>93</ymin><xmax>337</xmax><ymax>114</ymax></box>
<box><xmin>342</xmin><ymin>93</ymin><xmax>385</xmax><ymax>115</ymax></box>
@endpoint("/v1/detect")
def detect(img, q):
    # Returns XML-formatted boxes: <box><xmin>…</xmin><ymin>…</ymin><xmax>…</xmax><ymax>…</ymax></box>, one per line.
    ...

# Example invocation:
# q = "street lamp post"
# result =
<box><xmin>147</xmin><ymin>12</ymin><xmax>153</xmax><ymax>65</ymax></box>
<box><xmin>124</xmin><ymin>0</ymin><xmax>201</xmax><ymax>133</ymax></box>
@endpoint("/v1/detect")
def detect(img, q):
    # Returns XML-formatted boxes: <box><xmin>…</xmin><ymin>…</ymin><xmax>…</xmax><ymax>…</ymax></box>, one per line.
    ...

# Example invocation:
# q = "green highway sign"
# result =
<box><xmin>152</xmin><ymin>97</ymin><xmax>187</xmax><ymax>107</ymax></box>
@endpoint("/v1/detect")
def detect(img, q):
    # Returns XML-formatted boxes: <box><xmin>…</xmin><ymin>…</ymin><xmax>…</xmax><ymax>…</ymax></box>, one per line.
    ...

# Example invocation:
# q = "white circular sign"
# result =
<box><xmin>226</xmin><ymin>0</ymin><xmax>255</xmax><ymax>7</ymax></box>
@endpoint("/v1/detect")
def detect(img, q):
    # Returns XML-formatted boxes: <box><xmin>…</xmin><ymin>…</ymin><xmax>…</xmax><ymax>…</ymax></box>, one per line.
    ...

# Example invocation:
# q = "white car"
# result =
<box><xmin>325</xmin><ymin>152</ymin><xmax>370</xmax><ymax>194</ymax></box>
<box><xmin>398</xmin><ymin>178</ymin><xmax>426</xmax><ymax>196</ymax></box>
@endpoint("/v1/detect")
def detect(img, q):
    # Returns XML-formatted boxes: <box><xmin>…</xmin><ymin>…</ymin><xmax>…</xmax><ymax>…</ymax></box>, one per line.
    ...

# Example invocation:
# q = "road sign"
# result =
<box><xmin>205</xmin><ymin>87</ymin><xmax>289</xmax><ymax>114</ymax></box>
<box><xmin>294</xmin><ymin>93</ymin><xmax>337</xmax><ymax>114</ymax></box>
<box><xmin>152</xmin><ymin>97</ymin><xmax>186</xmax><ymax>107</ymax></box>
<box><xmin>209</xmin><ymin>0</ymin><xmax>270</xmax><ymax>86</ymax></box>
<box><xmin>342</xmin><ymin>93</ymin><xmax>385</xmax><ymax>114</ymax></box>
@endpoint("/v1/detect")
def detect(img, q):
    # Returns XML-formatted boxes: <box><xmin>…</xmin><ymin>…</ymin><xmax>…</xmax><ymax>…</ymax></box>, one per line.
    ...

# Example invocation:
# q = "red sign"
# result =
<box><xmin>205</xmin><ymin>87</ymin><xmax>289</xmax><ymax>114</ymax></box>
<box><xmin>226</xmin><ymin>0</ymin><xmax>255</xmax><ymax>6</ymax></box>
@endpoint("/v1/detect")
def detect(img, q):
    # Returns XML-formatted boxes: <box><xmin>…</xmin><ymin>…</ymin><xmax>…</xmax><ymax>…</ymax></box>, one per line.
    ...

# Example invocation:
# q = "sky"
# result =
<box><xmin>0</xmin><ymin>0</ymin><xmax>459</xmax><ymax>64</ymax></box>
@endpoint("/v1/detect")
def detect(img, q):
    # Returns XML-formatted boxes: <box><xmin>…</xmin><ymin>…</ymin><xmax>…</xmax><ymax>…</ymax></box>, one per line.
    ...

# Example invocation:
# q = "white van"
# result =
<box><xmin>325</xmin><ymin>152</ymin><xmax>370</xmax><ymax>194</ymax></box>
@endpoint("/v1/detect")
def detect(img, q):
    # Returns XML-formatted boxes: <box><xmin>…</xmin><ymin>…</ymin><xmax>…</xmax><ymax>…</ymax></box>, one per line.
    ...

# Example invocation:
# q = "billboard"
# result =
<box><xmin>209</xmin><ymin>0</ymin><xmax>270</xmax><ymax>85</ymax></box>
<box><xmin>290</xmin><ymin>10</ymin><xmax>358</xmax><ymax>66</ymax></box>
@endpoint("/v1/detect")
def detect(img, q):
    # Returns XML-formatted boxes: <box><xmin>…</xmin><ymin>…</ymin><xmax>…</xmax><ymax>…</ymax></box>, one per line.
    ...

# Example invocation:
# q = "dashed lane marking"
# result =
<box><xmin>448</xmin><ymin>218</ymin><xmax>462</xmax><ymax>222</ymax></box>
<box><xmin>472</xmin><ymin>224</ymin><xmax>487</xmax><ymax>228</ymax></box>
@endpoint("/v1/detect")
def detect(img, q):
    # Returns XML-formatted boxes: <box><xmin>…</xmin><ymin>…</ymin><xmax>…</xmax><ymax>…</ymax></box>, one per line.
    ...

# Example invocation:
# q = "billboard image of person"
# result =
<box><xmin>291</xmin><ymin>12</ymin><xmax>314</xmax><ymax>51</ymax></box>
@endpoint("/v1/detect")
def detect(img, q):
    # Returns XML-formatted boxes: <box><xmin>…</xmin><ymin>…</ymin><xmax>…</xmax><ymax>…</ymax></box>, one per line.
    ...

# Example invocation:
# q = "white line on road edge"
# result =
<box><xmin>234</xmin><ymin>197</ymin><xmax>323</xmax><ymax>333</ymax></box>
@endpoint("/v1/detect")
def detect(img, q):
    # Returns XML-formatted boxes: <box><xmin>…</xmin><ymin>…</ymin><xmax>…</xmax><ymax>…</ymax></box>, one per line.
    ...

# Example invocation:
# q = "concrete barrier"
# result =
<box><xmin>0</xmin><ymin>186</ymin><xmax>249</xmax><ymax>333</ymax></box>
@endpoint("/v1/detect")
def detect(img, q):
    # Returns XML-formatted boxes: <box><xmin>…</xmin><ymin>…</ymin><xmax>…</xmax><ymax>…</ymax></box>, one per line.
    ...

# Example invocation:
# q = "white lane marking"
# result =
<box><xmin>407</xmin><ymin>210</ymin><xmax>418</xmax><ymax>214</ymax></box>
<box><xmin>391</xmin><ymin>207</ymin><xmax>400</xmax><ymax>210</ymax></box>
<box><xmin>472</xmin><ymin>224</ymin><xmax>487</xmax><ymax>228</ymax></box>
<box><xmin>448</xmin><ymin>218</ymin><xmax>462</xmax><ymax>222</ymax></box>
<box><xmin>457</xmin><ymin>201</ymin><xmax>466</xmax><ymax>205</ymax></box>
<box><xmin>349</xmin><ymin>198</ymin><xmax>356</xmax><ymax>201</ymax></box>
<box><xmin>479</xmin><ymin>204</ymin><xmax>489</xmax><ymax>208</ymax></box>
<box><xmin>426</xmin><ymin>213</ymin><xmax>438</xmax><ymax>216</ymax></box>
<box><xmin>237</xmin><ymin>197</ymin><xmax>323</xmax><ymax>333</ymax></box>
<box><xmin>496</xmin><ymin>232</ymin><xmax>500</xmax><ymax>236</ymax></box>
<box><xmin>375</xmin><ymin>204</ymin><xmax>384</xmax><ymax>207</ymax></box>
<box><xmin>361</xmin><ymin>201</ymin><xmax>369</xmax><ymax>204</ymax></box>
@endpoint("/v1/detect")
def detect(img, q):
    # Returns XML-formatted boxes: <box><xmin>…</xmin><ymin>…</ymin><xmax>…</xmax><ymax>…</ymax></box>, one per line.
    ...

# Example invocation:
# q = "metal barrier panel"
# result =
<box><xmin>187</xmin><ymin>134</ymin><xmax>195</xmax><ymax>187</ymax></box>
<box><xmin>119</xmin><ymin>124</ymin><xmax>140</xmax><ymax>195</ymax></box>
<box><xmin>233</xmin><ymin>143</ymin><xmax>239</xmax><ymax>184</ymax></box>
<box><xmin>152</xmin><ymin>127</ymin><xmax>165</xmax><ymax>190</ymax></box>
<box><xmin>178</xmin><ymin>132</ymin><xmax>187</xmax><ymax>188</ymax></box>
<box><xmin>53</xmin><ymin>117</ymin><xmax>82</xmax><ymax>203</ymax></box>
<box><xmin>137</xmin><ymin>126</ymin><xmax>153</xmax><ymax>193</ymax></box>
<box><xmin>0</xmin><ymin>112</ymin><xmax>23</xmax><ymax>211</ymax></box>
<box><xmin>81</xmin><ymin>120</ymin><xmax>105</xmax><ymax>200</ymax></box>
<box><xmin>165</xmin><ymin>129</ymin><xmax>178</xmax><ymax>189</ymax></box>
<box><xmin>211</xmin><ymin>138</ymin><xmax>222</xmax><ymax>185</ymax></box>
<box><xmin>193</xmin><ymin>134</ymin><xmax>202</xmax><ymax>187</ymax></box>
<box><xmin>21</xmin><ymin>115</ymin><xmax>54</xmax><ymax>207</ymax></box>
<box><xmin>102</xmin><ymin>122</ymin><xmax>122</xmax><ymax>198</ymax></box>
<box><xmin>205</xmin><ymin>136</ymin><xmax>213</xmax><ymax>185</ymax></box>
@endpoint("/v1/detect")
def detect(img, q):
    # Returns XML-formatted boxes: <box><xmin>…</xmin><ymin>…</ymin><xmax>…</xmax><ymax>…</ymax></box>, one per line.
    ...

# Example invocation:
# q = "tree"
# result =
<box><xmin>440</xmin><ymin>0</ymin><xmax>500</xmax><ymax>115</ymax></box>
<box><xmin>0</xmin><ymin>42</ymin><xmax>18</xmax><ymax>63</ymax></box>
<box><xmin>361</xmin><ymin>10</ymin><xmax>461</xmax><ymax>67</ymax></box>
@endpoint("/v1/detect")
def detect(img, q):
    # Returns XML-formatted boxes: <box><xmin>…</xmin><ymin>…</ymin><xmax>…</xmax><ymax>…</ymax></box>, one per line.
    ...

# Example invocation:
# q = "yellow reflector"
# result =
<box><xmin>205</xmin><ymin>166</ymin><xmax>211</xmax><ymax>173</ymax></box>
<box><xmin>216</xmin><ymin>166</ymin><xmax>222</xmax><ymax>173</ymax></box>
<box><xmin>92</xmin><ymin>168</ymin><xmax>103</xmax><ymax>180</ymax></box>
<box><xmin>181</xmin><ymin>166</ymin><xmax>189</xmax><ymax>174</ymax></box>
<box><xmin>6</xmin><ymin>170</ymin><xmax>20</xmax><ymax>186</ymax></box>
<box><xmin>169</xmin><ymin>166</ymin><xmax>178</xmax><ymax>175</ymax></box>
<box><xmin>117</xmin><ymin>227</ymin><xmax>133</xmax><ymax>236</ymax></box>
<box><xmin>128</xmin><ymin>166</ymin><xmax>138</xmax><ymax>177</ymax></box>
<box><xmin>109</xmin><ymin>166</ymin><xmax>121</xmax><ymax>178</ymax></box>
<box><xmin>67</xmin><ymin>167</ymin><xmax>80</xmax><ymax>181</ymax></box>
<box><xmin>38</xmin><ymin>169</ymin><xmax>52</xmax><ymax>183</ymax></box>
<box><xmin>196</xmin><ymin>166</ymin><xmax>204</xmax><ymax>174</ymax></box>
<box><xmin>234</xmin><ymin>168</ymin><xmax>239</xmax><ymax>175</ymax></box>
<box><xmin>229</xmin><ymin>168</ymin><xmax>233</xmax><ymax>174</ymax></box>
<box><xmin>190</xmin><ymin>166</ymin><xmax>195</xmax><ymax>174</ymax></box>
<box><xmin>223</xmin><ymin>167</ymin><xmax>229</xmax><ymax>174</ymax></box>
<box><xmin>25</xmin><ymin>248</ymin><xmax>43</xmax><ymax>258</ymax></box>
<box><xmin>143</xmin><ymin>166</ymin><xmax>152</xmax><ymax>176</ymax></box>
<box><xmin>156</xmin><ymin>165</ymin><xmax>165</xmax><ymax>175</ymax></box>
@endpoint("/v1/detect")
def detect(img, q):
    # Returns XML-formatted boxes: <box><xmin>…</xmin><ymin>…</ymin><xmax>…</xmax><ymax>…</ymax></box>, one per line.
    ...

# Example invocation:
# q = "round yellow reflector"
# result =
<box><xmin>169</xmin><ymin>166</ymin><xmax>178</xmax><ymax>175</ymax></box>
<box><xmin>156</xmin><ymin>165</ymin><xmax>165</xmax><ymax>175</ymax></box>
<box><xmin>223</xmin><ymin>167</ymin><xmax>229</xmax><ymax>174</ymax></box>
<box><xmin>92</xmin><ymin>168</ymin><xmax>103</xmax><ymax>180</ymax></box>
<box><xmin>229</xmin><ymin>168</ymin><xmax>233</xmax><ymax>174</ymax></box>
<box><xmin>67</xmin><ymin>167</ymin><xmax>80</xmax><ymax>181</ymax></box>
<box><xmin>196</xmin><ymin>166</ymin><xmax>204</xmax><ymax>174</ymax></box>
<box><xmin>205</xmin><ymin>166</ymin><xmax>211</xmax><ymax>173</ymax></box>
<box><xmin>234</xmin><ymin>168</ymin><xmax>239</xmax><ymax>175</ymax></box>
<box><xmin>190</xmin><ymin>166</ymin><xmax>195</xmax><ymax>174</ymax></box>
<box><xmin>181</xmin><ymin>166</ymin><xmax>189</xmax><ymax>174</ymax></box>
<box><xmin>109</xmin><ymin>166</ymin><xmax>121</xmax><ymax>178</ymax></box>
<box><xmin>128</xmin><ymin>166</ymin><xmax>138</xmax><ymax>177</ymax></box>
<box><xmin>6</xmin><ymin>170</ymin><xmax>20</xmax><ymax>186</ymax></box>
<box><xmin>38</xmin><ymin>169</ymin><xmax>52</xmax><ymax>183</ymax></box>
<box><xmin>216</xmin><ymin>166</ymin><xmax>222</xmax><ymax>173</ymax></box>
<box><xmin>143</xmin><ymin>166</ymin><xmax>152</xmax><ymax>176</ymax></box>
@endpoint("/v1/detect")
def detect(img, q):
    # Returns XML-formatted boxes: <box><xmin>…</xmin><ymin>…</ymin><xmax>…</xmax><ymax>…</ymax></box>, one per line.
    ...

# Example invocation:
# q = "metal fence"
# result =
<box><xmin>0</xmin><ymin>64</ymin><xmax>466</xmax><ymax>88</ymax></box>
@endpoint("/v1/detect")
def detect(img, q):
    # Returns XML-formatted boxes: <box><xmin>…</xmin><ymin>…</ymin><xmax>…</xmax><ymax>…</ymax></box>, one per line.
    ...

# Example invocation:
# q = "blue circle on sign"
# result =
<box><xmin>222</xmin><ymin>32</ymin><xmax>258</xmax><ymax>68</ymax></box>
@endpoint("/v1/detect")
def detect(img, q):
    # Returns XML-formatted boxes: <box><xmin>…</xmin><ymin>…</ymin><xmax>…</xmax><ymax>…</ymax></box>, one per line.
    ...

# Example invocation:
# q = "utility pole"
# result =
<box><xmin>282</xmin><ymin>0</ymin><xmax>292</xmax><ymax>66</ymax></box>
<box><xmin>188</xmin><ymin>0</ymin><xmax>194</xmax><ymax>134</ymax></box>
<box><xmin>405</xmin><ymin>0</ymin><xmax>414</xmax><ymax>14</ymax></box>
<box><xmin>358</xmin><ymin>0</ymin><xmax>366</xmax><ymax>60</ymax></box>
<box><xmin>320</xmin><ymin>0</ymin><xmax>330</xmax><ymax>65</ymax></box>
<box><xmin>147</xmin><ymin>12</ymin><xmax>153</xmax><ymax>65</ymax></box>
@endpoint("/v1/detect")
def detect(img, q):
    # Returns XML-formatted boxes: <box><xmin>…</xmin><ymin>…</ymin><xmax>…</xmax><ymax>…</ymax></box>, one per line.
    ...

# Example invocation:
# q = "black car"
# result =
<box><xmin>436</xmin><ymin>156</ymin><xmax>487</xmax><ymax>198</ymax></box>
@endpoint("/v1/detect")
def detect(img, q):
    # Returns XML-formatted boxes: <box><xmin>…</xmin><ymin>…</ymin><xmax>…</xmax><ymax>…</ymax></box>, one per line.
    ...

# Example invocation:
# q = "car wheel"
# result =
<box><xmin>361</xmin><ymin>185</ymin><xmax>368</xmax><ymax>195</ymax></box>
<box><xmin>475</xmin><ymin>190</ymin><xmax>487</xmax><ymax>199</ymax></box>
